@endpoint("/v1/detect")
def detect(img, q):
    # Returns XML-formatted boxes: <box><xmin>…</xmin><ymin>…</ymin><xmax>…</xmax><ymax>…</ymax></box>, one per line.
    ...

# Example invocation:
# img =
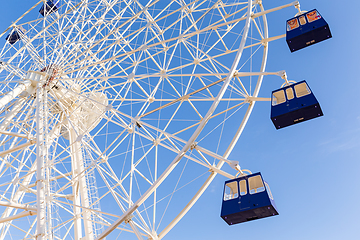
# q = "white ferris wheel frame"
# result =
<box><xmin>0</xmin><ymin>0</ymin><xmax>302</xmax><ymax>239</ymax></box>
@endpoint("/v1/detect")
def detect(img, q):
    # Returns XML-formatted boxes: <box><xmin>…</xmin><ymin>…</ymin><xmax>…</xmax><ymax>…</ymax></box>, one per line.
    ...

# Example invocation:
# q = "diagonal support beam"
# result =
<box><xmin>0</xmin><ymin>61</ymin><xmax>26</xmax><ymax>79</ymax></box>
<box><xmin>0</xmin><ymin>131</ymin><xmax>31</xmax><ymax>139</ymax></box>
<box><xmin>0</xmin><ymin>140</ymin><xmax>36</xmax><ymax>157</ymax></box>
<box><xmin>96</xmin><ymin>1</ymin><xmax>254</xmax><ymax>238</ymax></box>
<box><xmin>0</xmin><ymin>201</ymin><xmax>36</xmax><ymax>211</ymax></box>
<box><xmin>0</xmin><ymin>80</ymin><xmax>32</xmax><ymax>110</ymax></box>
<box><xmin>0</xmin><ymin>210</ymin><xmax>36</xmax><ymax>224</ymax></box>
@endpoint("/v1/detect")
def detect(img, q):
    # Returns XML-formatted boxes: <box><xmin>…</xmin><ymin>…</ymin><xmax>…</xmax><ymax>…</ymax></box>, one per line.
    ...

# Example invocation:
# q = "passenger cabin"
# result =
<box><xmin>286</xmin><ymin>9</ymin><xmax>331</xmax><ymax>52</ymax></box>
<box><xmin>271</xmin><ymin>80</ymin><xmax>323</xmax><ymax>129</ymax></box>
<box><xmin>221</xmin><ymin>172</ymin><xmax>278</xmax><ymax>225</ymax></box>
<box><xmin>6</xmin><ymin>27</ymin><xmax>25</xmax><ymax>45</ymax></box>
<box><xmin>39</xmin><ymin>0</ymin><xmax>60</xmax><ymax>16</ymax></box>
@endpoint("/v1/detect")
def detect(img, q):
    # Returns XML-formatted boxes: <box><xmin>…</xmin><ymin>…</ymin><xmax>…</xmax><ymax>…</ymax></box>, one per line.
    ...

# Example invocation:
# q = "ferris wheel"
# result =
<box><xmin>0</xmin><ymin>0</ymin><xmax>329</xmax><ymax>239</ymax></box>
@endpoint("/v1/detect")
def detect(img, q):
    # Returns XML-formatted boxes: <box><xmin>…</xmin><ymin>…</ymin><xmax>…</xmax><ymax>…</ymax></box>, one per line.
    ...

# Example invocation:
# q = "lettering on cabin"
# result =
<box><xmin>306</xmin><ymin>40</ymin><xmax>315</xmax><ymax>45</ymax></box>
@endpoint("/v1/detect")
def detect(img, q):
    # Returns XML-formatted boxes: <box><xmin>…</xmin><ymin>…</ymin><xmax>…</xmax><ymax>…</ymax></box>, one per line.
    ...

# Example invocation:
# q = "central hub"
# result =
<box><xmin>40</xmin><ymin>64</ymin><xmax>61</xmax><ymax>87</ymax></box>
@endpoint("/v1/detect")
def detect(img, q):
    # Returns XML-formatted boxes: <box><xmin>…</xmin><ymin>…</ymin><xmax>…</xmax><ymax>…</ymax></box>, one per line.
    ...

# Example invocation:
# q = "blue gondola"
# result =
<box><xmin>6</xmin><ymin>28</ymin><xmax>24</xmax><ymax>45</ymax></box>
<box><xmin>271</xmin><ymin>80</ymin><xmax>323</xmax><ymax>129</ymax></box>
<box><xmin>286</xmin><ymin>9</ymin><xmax>331</xmax><ymax>52</ymax></box>
<box><xmin>39</xmin><ymin>0</ymin><xmax>60</xmax><ymax>16</ymax></box>
<box><xmin>221</xmin><ymin>172</ymin><xmax>278</xmax><ymax>225</ymax></box>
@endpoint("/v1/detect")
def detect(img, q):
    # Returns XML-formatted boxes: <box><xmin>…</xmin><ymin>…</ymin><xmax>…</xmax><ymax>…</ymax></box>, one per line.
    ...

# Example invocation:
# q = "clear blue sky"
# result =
<box><xmin>0</xmin><ymin>0</ymin><xmax>358</xmax><ymax>239</ymax></box>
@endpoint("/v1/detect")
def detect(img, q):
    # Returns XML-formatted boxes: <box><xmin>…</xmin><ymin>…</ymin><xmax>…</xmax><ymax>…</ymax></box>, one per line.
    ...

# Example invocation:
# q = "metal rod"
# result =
<box><xmin>96</xmin><ymin>0</ymin><xmax>254</xmax><ymax>238</ymax></box>
<box><xmin>159</xmin><ymin>0</ymin><xmax>269</xmax><ymax>237</ymax></box>
<box><xmin>36</xmin><ymin>84</ymin><xmax>46</xmax><ymax>240</ymax></box>
<box><xmin>0</xmin><ymin>211</ymin><xmax>36</xmax><ymax>224</ymax></box>
<box><xmin>0</xmin><ymin>80</ymin><xmax>31</xmax><ymax>110</ymax></box>
<box><xmin>0</xmin><ymin>201</ymin><xmax>36</xmax><ymax>211</ymax></box>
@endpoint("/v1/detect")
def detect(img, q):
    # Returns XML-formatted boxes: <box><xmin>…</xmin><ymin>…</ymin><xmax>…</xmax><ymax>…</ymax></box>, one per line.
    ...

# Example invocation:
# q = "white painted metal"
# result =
<box><xmin>0</xmin><ymin>201</ymin><xmax>36</xmax><ymax>211</ymax></box>
<box><xmin>0</xmin><ymin>1</ymin><xmax>299</xmax><ymax>239</ymax></box>
<box><xmin>0</xmin><ymin>210</ymin><xmax>36</xmax><ymax>224</ymax></box>
<box><xmin>0</xmin><ymin>80</ymin><xmax>31</xmax><ymax>110</ymax></box>
<box><xmin>96</xmin><ymin>0</ymin><xmax>253</xmax><ymax>238</ymax></box>
<box><xmin>159</xmin><ymin>0</ymin><xmax>270</xmax><ymax>237</ymax></box>
<box><xmin>0</xmin><ymin>140</ymin><xmax>35</xmax><ymax>157</ymax></box>
<box><xmin>0</xmin><ymin>98</ymin><xmax>27</xmax><ymax>132</ymax></box>
<box><xmin>36</xmin><ymin>82</ymin><xmax>46</xmax><ymax>240</ymax></box>
<box><xmin>0</xmin><ymin>130</ymin><xmax>30</xmax><ymax>139</ymax></box>
<box><xmin>69</xmin><ymin>127</ymin><xmax>95</xmax><ymax>240</ymax></box>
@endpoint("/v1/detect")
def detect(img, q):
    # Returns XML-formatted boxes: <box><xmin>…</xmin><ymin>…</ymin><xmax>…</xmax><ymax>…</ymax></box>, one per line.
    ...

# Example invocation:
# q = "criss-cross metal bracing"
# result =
<box><xmin>0</xmin><ymin>0</ymin><xmax>297</xmax><ymax>239</ymax></box>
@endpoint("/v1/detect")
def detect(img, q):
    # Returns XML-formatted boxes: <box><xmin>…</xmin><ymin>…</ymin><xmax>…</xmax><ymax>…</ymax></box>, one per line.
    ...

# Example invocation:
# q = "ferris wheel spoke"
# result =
<box><xmin>0</xmin><ymin>0</ymin><xmax>296</xmax><ymax>238</ymax></box>
<box><xmin>98</xmin><ymin>112</ymin><xmax>234</xmax><ymax>179</ymax></box>
<box><xmin>95</xmin><ymin>170</ymin><xmax>153</xmax><ymax>236</ymax></box>
<box><xmin>0</xmin><ymin>131</ymin><xmax>30</xmax><ymax>140</ymax></box>
<box><xmin>78</xmin><ymin>124</ymin><xmax>215</xmax><ymax>237</ymax></box>
<box><xmin>61</xmin><ymin>0</ymin><xmax>162</xmax><ymax>71</ymax></box>
<box><xmin>3</xmin><ymin>2</ymin><xmax>84</xmax><ymax>68</ymax></box>
<box><xmin>92</xmin><ymin>152</ymin><xmax>156</xmax><ymax>231</ymax></box>
<box><xmin>106</xmin><ymin>104</ymin><xmax>250</xmax><ymax>165</ymax></box>
<box><xmin>94</xmin><ymin>165</ymin><xmax>153</xmax><ymax>239</ymax></box>
<box><xmin>49</xmin><ymin>6</ymin><xmax>92</xmax><ymax>64</ymax></box>
<box><xmin>0</xmin><ymin>210</ymin><xmax>36</xmax><ymax>224</ymax></box>
<box><xmin>138</xmin><ymin>76</ymin><xmax>226</xmax><ymax>118</ymax></box>
<box><xmin>63</xmin><ymin>3</ymin><xmax>250</xmax><ymax>76</ymax></box>
<box><xmin>0</xmin><ymin>140</ymin><xmax>36</xmax><ymax>158</ymax></box>
<box><xmin>95</xmin><ymin>2</ymin><xmax>254</xmax><ymax>235</ymax></box>
<box><xmin>17</xmin><ymin>33</ymin><xmax>45</xmax><ymax>70</ymax></box>
<box><xmin>0</xmin><ymin>61</ymin><xmax>27</xmax><ymax>79</ymax></box>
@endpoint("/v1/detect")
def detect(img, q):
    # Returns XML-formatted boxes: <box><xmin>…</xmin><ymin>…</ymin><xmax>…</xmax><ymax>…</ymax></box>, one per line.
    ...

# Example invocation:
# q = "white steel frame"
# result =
<box><xmin>0</xmin><ymin>0</ymin><xmax>300</xmax><ymax>239</ymax></box>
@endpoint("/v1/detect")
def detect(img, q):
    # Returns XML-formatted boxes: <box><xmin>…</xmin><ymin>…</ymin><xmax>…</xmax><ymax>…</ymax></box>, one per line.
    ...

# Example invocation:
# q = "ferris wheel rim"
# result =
<box><xmin>0</xmin><ymin>1</ymin><xmax>298</xmax><ymax>239</ymax></box>
<box><xmin>157</xmin><ymin>1</ymin><xmax>271</xmax><ymax>238</ymax></box>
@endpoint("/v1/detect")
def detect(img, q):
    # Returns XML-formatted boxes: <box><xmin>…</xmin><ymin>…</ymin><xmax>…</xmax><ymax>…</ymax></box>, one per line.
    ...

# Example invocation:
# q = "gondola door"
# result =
<box><xmin>238</xmin><ymin>178</ymin><xmax>250</xmax><ymax>211</ymax></box>
<box><xmin>284</xmin><ymin>87</ymin><xmax>297</xmax><ymax>112</ymax></box>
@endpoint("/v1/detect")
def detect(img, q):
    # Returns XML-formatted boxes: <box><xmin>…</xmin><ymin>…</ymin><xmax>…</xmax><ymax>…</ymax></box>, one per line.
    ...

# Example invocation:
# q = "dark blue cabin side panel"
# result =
<box><xmin>271</xmin><ymin>92</ymin><xmax>320</xmax><ymax>116</ymax></box>
<box><xmin>221</xmin><ymin>198</ymin><xmax>240</xmax><ymax>217</ymax></box>
<box><xmin>239</xmin><ymin>191</ymin><xmax>272</xmax><ymax>212</ymax></box>
<box><xmin>286</xmin><ymin>9</ymin><xmax>332</xmax><ymax>52</ymax></box>
<box><xmin>221</xmin><ymin>206</ymin><xmax>278</xmax><ymax>225</ymax></box>
<box><xmin>271</xmin><ymin>102</ymin><xmax>323</xmax><ymax>129</ymax></box>
<box><xmin>287</xmin><ymin>24</ymin><xmax>331</xmax><ymax>52</ymax></box>
<box><xmin>221</xmin><ymin>191</ymin><xmax>278</xmax><ymax>225</ymax></box>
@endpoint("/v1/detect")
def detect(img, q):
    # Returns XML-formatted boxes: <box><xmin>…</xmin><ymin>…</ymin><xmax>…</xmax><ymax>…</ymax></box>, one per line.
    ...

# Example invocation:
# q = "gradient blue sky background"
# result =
<box><xmin>0</xmin><ymin>0</ymin><xmax>358</xmax><ymax>239</ymax></box>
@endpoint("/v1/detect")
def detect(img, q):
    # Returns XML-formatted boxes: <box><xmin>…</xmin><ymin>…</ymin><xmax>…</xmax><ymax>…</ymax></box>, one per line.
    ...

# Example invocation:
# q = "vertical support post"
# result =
<box><xmin>69</xmin><ymin>126</ymin><xmax>94</xmax><ymax>240</ymax></box>
<box><xmin>35</xmin><ymin>71</ymin><xmax>53</xmax><ymax>240</ymax></box>
<box><xmin>36</xmin><ymin>84</ymin><xmax>46</xmax><ymax>240</ymax></box>
<box><xmin>69</xmin><ymin>127</ymin><xmax>82</xmax><ymax>240</ymax></box>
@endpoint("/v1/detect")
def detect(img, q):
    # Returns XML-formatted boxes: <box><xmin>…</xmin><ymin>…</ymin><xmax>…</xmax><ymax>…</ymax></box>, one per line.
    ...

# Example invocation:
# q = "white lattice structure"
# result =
<box><xmin>0</xmin><ymin>0</ymin><xmax>300</xmax><ymax>239</ymax></box>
